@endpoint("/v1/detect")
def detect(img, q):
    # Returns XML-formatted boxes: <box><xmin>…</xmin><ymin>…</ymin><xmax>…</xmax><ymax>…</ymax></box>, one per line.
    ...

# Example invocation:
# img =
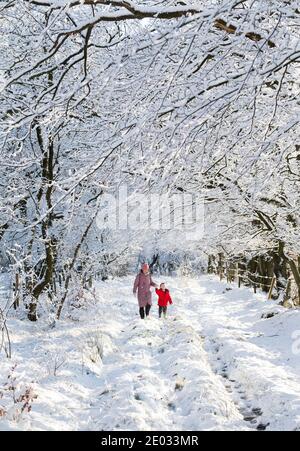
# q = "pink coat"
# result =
<box><xmin>133</xmin><ymin>271</ymin><xmax>157</xmax><ymax>308</ymax></box>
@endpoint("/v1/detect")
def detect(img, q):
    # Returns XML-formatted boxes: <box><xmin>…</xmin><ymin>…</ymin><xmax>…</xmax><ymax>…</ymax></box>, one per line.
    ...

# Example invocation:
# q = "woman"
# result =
<box><xmin>133</xmin><ymin>263</ymin><xmax>158</xmax><ymax>319</ymax></box>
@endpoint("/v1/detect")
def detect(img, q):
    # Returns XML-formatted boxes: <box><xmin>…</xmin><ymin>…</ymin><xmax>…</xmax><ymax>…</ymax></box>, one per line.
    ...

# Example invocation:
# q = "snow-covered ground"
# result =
<box><xmin>1</xmin><ymin>274</ymin><xmax>300</xmax><ymax>431</ymax></box>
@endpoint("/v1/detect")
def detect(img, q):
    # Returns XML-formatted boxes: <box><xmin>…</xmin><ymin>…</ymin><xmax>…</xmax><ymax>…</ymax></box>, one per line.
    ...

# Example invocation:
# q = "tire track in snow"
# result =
<box><xmin>88</xmin><ymin>318</ymin><xmax>180</xmax><ymax>431</ymax></box>
<box><xmin>206</xmin><ymin>336</ymin><xmax>268</xmax><ymax>431</ymax></box>
<box><xmin>172</xmin><ymin>276</ymin><xmax>269</xmax><ymax>431</ymax></box>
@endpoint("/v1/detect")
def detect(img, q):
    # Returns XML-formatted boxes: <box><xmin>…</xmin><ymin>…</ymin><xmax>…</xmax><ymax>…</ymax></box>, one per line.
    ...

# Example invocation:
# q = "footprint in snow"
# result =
<box><xmin>168</xmin><ymin>402</ymin><xmax>176</xmax><ymax>411</ymax></box>
<box><xmin>257</xmin><ymin>423</ymin><xmax>270</xmax><ymax>431</ymax></box>
<box><xmin>134</xmin><ymin>393</ymin><xmax>142</xmax><ymax>401</ymax></box>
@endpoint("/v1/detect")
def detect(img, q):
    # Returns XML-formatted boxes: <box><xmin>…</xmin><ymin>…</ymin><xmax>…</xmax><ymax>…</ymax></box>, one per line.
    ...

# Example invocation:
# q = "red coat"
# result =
<box><xmin>155</xmin><ymin>289</ymin><xmax>173</xmax><ymax>307</ymax></box>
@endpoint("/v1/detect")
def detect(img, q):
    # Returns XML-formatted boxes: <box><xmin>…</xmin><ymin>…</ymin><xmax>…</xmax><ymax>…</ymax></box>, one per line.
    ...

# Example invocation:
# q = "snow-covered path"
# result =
<box><xmin>1</xmin><ymin>275</ymin><xmax>300</xmax><ymax>431</ymax></box>
<box><xmin>85</xmin><ymin>278</ymin><xmax>250</xmax><ymax>431</ymax></box>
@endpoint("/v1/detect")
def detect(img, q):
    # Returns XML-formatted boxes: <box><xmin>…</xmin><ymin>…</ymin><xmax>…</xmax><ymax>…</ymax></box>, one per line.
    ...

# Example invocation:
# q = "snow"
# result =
<box><xmin>1</xmin><ymin>274</ymin><xmax>300</xmax><ymax>431</ymax></box>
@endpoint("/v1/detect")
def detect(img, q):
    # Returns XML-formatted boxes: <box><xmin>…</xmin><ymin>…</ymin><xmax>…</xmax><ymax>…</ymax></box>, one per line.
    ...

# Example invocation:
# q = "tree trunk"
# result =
<box><xmin>28</xmin><ymin>300</ymin><xmax>38</xmax><ymax>322</ymax></box>
<box><xmin>218</xmin><ymin>253</ymin><xmax>225</xmax><ymax>281</ymax></box>
<box><xmin>13</xmin><ymin>272</ymin><xmax>21</xmax><ymax>310</ymax></box>
<box><xmin>273</xmin><ymin>241</ymin><xmax>289</xmax><ymax>296</ymax></box>
<box><xmin>282</xmin><ymin>277</ymin><xmax>292</xmax><ymax>307</ymax></box>
<box><xmin>287</xmin><ymin>258</ymin><xmax>300</xmax><ymax>303</ymax></box>
<box><xmin>27</xmin><ymin>127</ymin><xmax>56</xmax><ymax>321</ymax></box>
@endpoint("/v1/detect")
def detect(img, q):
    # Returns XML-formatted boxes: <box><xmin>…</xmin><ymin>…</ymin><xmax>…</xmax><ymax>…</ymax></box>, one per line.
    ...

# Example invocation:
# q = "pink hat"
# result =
<box><xmin>142</xmin><ymin>263</ymin><xmax>149</xmax><ymax>272</ymax></box>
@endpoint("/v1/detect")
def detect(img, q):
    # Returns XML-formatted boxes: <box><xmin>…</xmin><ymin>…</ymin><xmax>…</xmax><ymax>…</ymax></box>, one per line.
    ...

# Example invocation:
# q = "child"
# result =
<box><xmin>155</xmin><ymin>283</ymin><xmax>173</xmax><ymax>319</ymax></box>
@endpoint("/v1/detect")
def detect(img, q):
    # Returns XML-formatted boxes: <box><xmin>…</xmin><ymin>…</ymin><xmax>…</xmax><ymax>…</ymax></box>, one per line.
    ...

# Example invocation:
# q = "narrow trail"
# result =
<box><xmin>86</xmin><ymin>276</ymin><xmax>300</xmax><ymax>431</ymax></box>
<box><xmin>85</xmin><ymin>278</ymin><xmax>250</xmax><ymax>431</ymax></box>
